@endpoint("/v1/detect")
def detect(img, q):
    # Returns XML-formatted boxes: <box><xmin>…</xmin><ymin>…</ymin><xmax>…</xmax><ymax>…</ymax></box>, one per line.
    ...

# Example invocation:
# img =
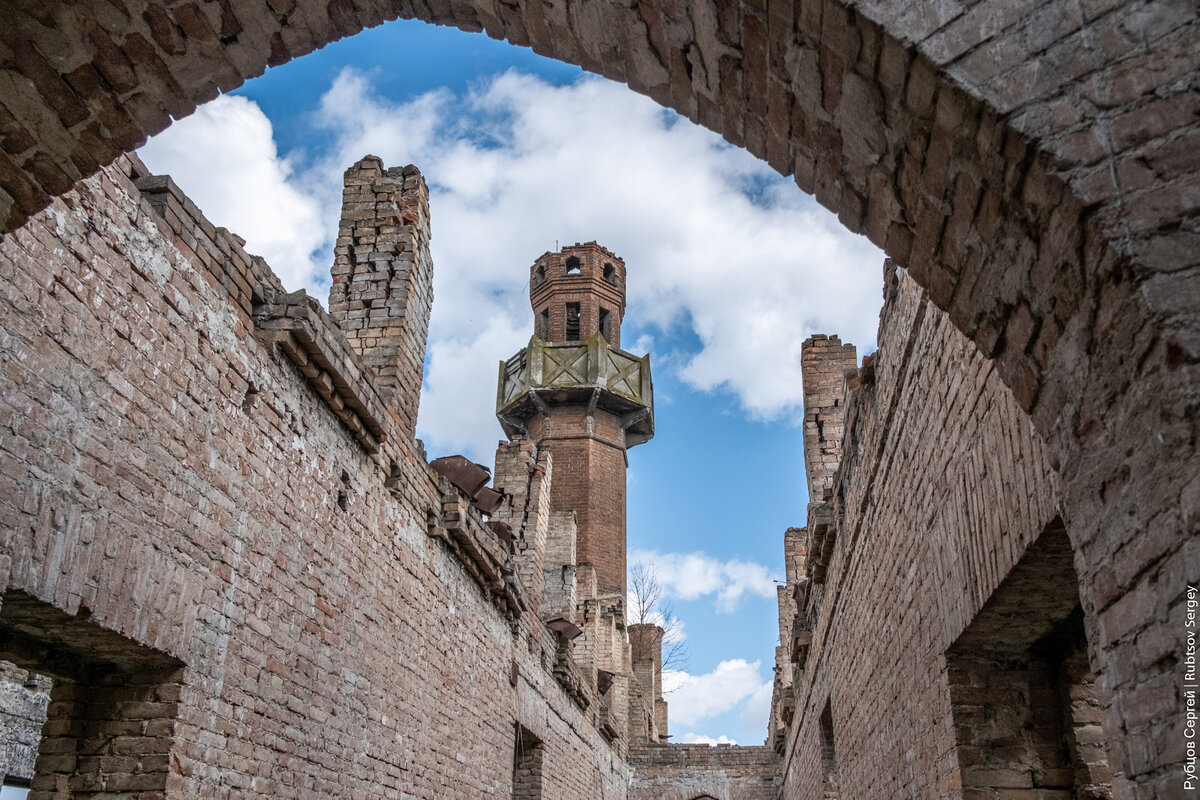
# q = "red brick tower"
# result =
<box><xmin>497</xmin><ymin>242</ymin><xmax>654</xmax><ymax>604</ymax></box>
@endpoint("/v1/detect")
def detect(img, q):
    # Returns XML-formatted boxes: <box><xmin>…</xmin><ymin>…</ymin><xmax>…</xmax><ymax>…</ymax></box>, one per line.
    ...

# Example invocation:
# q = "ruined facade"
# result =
<box><xmin>0</xmin><ymin>1</ymin><xmax>1196</xmax><ymax>798</ymax></box>
<box><xmin>769</xmin><ymin>262</ymin><xmax>1107</xmax><ymax>798</ymax></box>
<box><xmin>0</xmin><ymin>155</ymin><xmax>629</xmax><ymax>798</ymax></box>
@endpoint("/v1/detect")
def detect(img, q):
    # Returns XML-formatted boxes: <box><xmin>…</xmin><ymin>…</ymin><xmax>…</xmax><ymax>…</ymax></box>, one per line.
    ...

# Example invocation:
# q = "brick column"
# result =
<box><xmin>491</xmin><ymin>439</ymin><xmax>553</xmax><ymax>613</ymax></box>
<box><xmin>542</xmin><ymin>511</ymin><xmax>579</xmax><ymax>621</ymax></box>
<box><xmin>629</xmin><ymin>623</ymin><xmax>667</xmax><ymax>739</ymax></box>
<box><xmin>800</xmin><ymin>335</ymin><xmax>858</xmax><ymax>502</ymax></box>
<box><xmin>526</xmin><ymin>407</ymin><xmax>629</xmax><ymax>600</ymax></box>
<box><xmin>328</xmin><ymin>156</ymin><xmax>433</xmax><ymax>440</ymax></box>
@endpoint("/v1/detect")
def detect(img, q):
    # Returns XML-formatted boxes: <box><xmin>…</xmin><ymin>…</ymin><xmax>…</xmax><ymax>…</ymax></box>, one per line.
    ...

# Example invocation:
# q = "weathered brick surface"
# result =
<box><xmin>0</xmin><ymin>2</ymin><xmax>1195</xmax><ymax>792</ymax></box>
<box><xmin>526</xmin><ymin>409</ymin><xmax>630</xmax><ymax>600</ymax></box>
<box><xmin>628</xmin><ymin>623</ymin><xmax>667</xmax><ymax>742</ymax></box>
<box><xmin>328</xmin><ymin>156</ymin><xmax>432</xmax><ymax>441</ymax></box>
<box><xmin>541</xmin><ymin>511</ymin><xmax>579</xmax><ymax>622</ymax></box>
<box><xmin>0</xmin><ymin>158</ymin><xmax>628</xmax><ymax>798</ymax></box>
<box><xmin>492</xmin><ymin>439</ymin><xmax>554</xmax><ymax>612</ymax></box>
<box><xmin>778</xmin><ymin>267</ymin><xmax>1073</xmax><ymax>798</ymax></box>
<box><xmin>946</xmin><ymin>523</ymin><xmax>1113</xmax><ymax>799</ymax></box>
<box><xmin>628</xmin><ymin>742</ymin><xmax>779</xmax><ymax>800</ymax></box>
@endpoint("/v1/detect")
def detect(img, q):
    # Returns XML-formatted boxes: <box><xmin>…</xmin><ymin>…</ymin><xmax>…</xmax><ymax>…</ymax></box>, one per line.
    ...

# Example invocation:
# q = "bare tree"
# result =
<box><xmin>628</xmin><ymin>562</ymin><xmax>689</xmax><ymax>680</ymax></box>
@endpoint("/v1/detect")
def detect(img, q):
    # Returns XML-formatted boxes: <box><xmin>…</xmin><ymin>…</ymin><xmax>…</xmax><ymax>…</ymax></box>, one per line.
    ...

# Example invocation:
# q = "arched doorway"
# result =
<box><xmin>0</xmin><ymin>3</ymin><xmax>1192</xmax><ymax>796</ymax></box>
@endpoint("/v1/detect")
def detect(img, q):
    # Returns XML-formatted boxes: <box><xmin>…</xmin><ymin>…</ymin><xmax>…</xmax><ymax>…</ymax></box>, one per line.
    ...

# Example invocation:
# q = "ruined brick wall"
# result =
<box><xmin>4</xmin><ymin>5</ymin><xmax>1193</xmax><ymax>791</ymax></box>
<box><xmin>0</xmin><ymin>157</ymin><xmax>628</xmax><ymax>799</ymax></box>
<box><xmin>628</xmin><ymin>623</ymin><xmax>667</xmax><ymax>743</ymax></box>
<box><xmin>628</xmin><ymin>742</ymin><xmax>779</xmax><ymax>800</ymax></box>
<box><xmin>779</xmin><ymin>265</ymin><xmax>1065</xmax><ymax>798</ymax></box>
<box><xmin>766</xmin><ymin>528</ymin><xmax>805</xmax><ymax>754</ymax></box>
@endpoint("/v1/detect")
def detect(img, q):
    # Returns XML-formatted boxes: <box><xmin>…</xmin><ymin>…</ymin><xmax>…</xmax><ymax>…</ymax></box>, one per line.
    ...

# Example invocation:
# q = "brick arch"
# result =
<box><xmin>0</xmin><ymin>2</ymin><xmax>1193</xmax><ymax>793</ymax></box>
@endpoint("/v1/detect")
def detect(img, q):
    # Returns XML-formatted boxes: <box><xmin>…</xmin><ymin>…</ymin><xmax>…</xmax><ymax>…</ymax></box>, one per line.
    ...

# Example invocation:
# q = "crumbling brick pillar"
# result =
<box><xmin>328</xmin><ymin>155</ymin><xmax>433</xmax><ymax>440</ymax></box>
<box><xmin>541</xmin><ymin>511</ymin><xmax>579</xmax><ymax>621</ymax></box>
<box><xmin>492</xmin><ymin>439</ymin><xmax>552</xmax><ymax>612</ymax></box>
<box><xmin>800</xmin><ymin>335</ymin><xmax>857</xmax><ymax>502</ymax></box>
<box><xmin>629</xmin><ymin>623</ymin><xmax>667</xmax><ymax>740</ymax></box>
<box><xmin>783</xmin><ymin>527</ymin><xmax>807</xmax><ymax>586</ymax></box>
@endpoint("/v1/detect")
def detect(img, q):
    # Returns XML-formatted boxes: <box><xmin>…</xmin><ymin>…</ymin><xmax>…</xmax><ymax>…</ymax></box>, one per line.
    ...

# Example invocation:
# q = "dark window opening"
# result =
<box><xmin>535</xmin><ymin>263</ymin><xmax>546</xmax><ymax>282</ymax></box>
<box><xmin>565</xmin><ymin>303</ymin><xmax>581</xmax><ymax>340</ymax></box>
<box><xmin>536</xmin><ymin>308</ymin><xmax>549</xmax><ymax>339</ymax></box>
<box><xmin>337</xmin><ymin>470</ymin><xmax>351</xmax><ymax>511</ymax></box>
<box><xmin>565</xmin><ymin>256</ymin><xmax>581</xmax><ymax>275</ymax></box>
<box><xmin>820</xmin><ymin>700</ymin><xmax>839</xmax><ymax>798</ymax></box>
<box><xmin>512</xmin><ymin>724</ymin><xmax>544</xmax><ymax>800</ymax></box>
<box><xmin>817</xmin><ymin>418</ymin><xmax>825</xmax><ymax>444</ymax></box>
<box><xmin>0</xmin><ymin>591</ymin><xmax>185</xmax><ymax>800</ymax></box>
<box><xmin>599</xmin><ymin>308</ymin><xmax>611</xmax><ymax>341</ymax></box>
<box><xmin>948</xmin><ymin>519</ymin><xmax>1112</xmax><ymax>800</ymax></box>
<box><xmin>603</xmin><ymin>262</ymin><xmax>616</xmax><ymax>284</ymax></box>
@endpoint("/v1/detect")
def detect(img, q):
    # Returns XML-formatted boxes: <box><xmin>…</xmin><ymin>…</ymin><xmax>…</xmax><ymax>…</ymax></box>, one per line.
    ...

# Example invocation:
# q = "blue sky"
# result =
<box><xmin>137</xmin><ymin>18</ymin><xmax>884</xmax><ymax>745</ymax></box>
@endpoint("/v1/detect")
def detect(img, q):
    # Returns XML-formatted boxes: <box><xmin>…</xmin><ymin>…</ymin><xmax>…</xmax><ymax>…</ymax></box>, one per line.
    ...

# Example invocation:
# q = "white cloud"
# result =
<box><xmin>662</xmin><ymin>659</ymin><xmax>771</xmax><ymax>727</ymax></box>
<box><xmin>418</xmin><ymin>312</ymin><xmax>530</xmax><ymax>458</ymax></box>
<box><xmin>681</xmin><ymin>733</ymin><xmax>738</xmax><ymax>745</ymax></box>
<box><xmin>739</xmin><ymin>679</ymin><xmax>774</xmax><ymax>733</ymax></box>
<box><xmin>630</xmin><ymin>549</ymin><xmax>778</xmax><ymax>612</ymax></box>
<box><xmin>137</xmin><ymin>95</ymin><xmax>326</xmax><ymax>291</ymax></box>
<box><xmin>137</xmin><ymin>68</ymin><xmax>883</xmax><ymax>464</ymax></box>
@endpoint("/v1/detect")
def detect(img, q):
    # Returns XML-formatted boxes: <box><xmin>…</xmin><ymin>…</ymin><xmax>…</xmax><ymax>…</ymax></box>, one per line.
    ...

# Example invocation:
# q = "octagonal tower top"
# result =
<box><xmin>529</xmin><ymin>242</ymin><xmax>626</xmax><ymax>349</ymax></box>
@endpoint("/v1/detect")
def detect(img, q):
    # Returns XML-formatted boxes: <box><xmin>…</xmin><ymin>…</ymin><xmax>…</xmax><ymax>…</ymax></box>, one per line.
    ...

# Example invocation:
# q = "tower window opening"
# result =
<box><xmin>536</xmin><ymin>308</ymin><xmax>549</xmax><ymax>339</ymax></box>
<box><xmin>603</xmin><ymin>262</ymin><xmax>616</xmax><ymax>284</ymax></box>
<box><xmin>565</xmin><ymin>256</ymin><xmax>581</xmax><ymax>275</ymax></box>
<box><xmin>566</xmin><ymin>303</ymin><xmax>581</xmax><ymax>340</ymax></box>
<box><xmin>535</xmin><ymin>263</ymin><xmax>546</xmax><ymax>282</ymax></box>
<box><xmin>599</xmin><ymin>308</ymin><xmax>611</xmax><ymax>341</ymax></box>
